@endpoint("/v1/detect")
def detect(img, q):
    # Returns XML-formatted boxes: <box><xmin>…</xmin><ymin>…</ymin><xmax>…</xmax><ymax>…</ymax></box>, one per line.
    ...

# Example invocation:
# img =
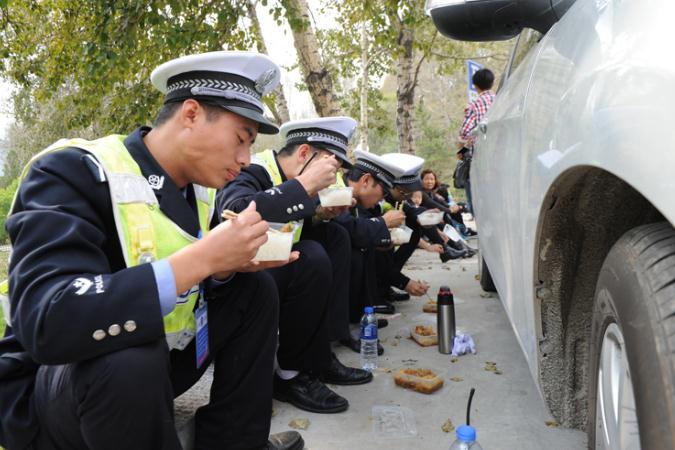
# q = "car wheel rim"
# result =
<box><xmin>595</xmin><ymin>322</ymin><xmax>640</xmax><ymax>450</ymax></box>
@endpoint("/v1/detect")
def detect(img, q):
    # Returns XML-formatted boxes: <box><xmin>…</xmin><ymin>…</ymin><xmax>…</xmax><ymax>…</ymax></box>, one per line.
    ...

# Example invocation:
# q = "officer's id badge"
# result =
<box><xmin>195</xmin><ymin>294</ymin><xmax>209</xmax><ymax>369</ymax></box>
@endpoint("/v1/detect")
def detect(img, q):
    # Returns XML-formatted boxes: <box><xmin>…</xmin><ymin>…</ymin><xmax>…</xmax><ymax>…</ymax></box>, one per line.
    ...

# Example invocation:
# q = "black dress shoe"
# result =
<box><xmin>389</xmin><ymin>289</ymin><xmax>410</xmax><ymax>302</ymax></box>
<box><xmin>440</xmin><ymin>244</ymin><xmax>466</xmax><ymax>262</ymax></box>
<box><xmin>377</xmin><ymin>318</ymin><xmax>389</xmax><ymax>329</ymax></box>
<box><xmin>460</xmin><ymin>241</ymin><xmax>476</xmax><ymax>258</ymax></box>
<box><xmin>339</xmin><ymin>337</ymin><xmax>384</xmax><ymax>356</ymax></box>
<box><xmin>274</xmin><ymin>373</ymin><xmax>348</xmax><ymax>414</ymax></box>
<box><xmin>320</xmin><ymin>352</ymin><xmax>373</xmax><ymax>385</ymax></box>
<box><xmin>372</xmin><ymin>301</ymin><xmax>395</xmax><ymax>315</ymax></box>
<box><xmin>267</xmin><ymin>431</ymin><xmax>304</xmax><ymax>450</ymax></box>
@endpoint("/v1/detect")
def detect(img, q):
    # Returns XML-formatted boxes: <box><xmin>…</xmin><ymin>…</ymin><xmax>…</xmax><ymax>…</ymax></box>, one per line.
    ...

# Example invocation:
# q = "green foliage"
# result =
<box><xmin>0</xmin><ymin>250</ymin><xmax>7</xmax><ymax>338</ymax></box>
<box><xmin>0</xmin><ymin>178</ymin><xmax>18</xmax><ymax>244</ymax></box>
<box><xmin>0</xmin><ymin>0</ymin><xmax>256</xmax><ymax>154</ymax></box>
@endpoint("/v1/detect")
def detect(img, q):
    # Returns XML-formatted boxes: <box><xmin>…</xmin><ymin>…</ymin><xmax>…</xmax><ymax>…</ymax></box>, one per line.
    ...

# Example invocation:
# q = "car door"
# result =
<box><xmin>473</xmin><ymin>28</ymin><xmax>544</xmax><ymax>364</ymax></box>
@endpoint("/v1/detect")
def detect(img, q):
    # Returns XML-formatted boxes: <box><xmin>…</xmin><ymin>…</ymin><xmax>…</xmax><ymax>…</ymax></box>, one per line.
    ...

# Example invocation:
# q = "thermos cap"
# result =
<box><xmin>437</xmin><ymin>289</ymin><xmax>454</xmax><ymax>305</ymax></box>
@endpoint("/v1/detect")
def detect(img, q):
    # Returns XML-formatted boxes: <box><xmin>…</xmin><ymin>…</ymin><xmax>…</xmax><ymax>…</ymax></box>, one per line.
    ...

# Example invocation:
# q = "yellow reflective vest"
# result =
<box><xmin>5</xmin><ymin>135</ymin><xmax>215</xmax><ymax>350</ymax></box>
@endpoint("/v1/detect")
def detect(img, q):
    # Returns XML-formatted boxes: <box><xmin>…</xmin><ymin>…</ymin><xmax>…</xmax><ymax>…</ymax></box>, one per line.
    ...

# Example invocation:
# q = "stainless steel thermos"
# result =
<box><xmin>437</xmin><ymin>286</ymin><xmax>456</xmax><ymax>354</ymax></box>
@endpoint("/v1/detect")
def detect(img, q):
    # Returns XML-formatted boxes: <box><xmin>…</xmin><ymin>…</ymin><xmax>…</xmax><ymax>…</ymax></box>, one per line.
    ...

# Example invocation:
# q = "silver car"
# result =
<box><xmin>427</xmin><ymin>0</ymin><xmax>675</xmax><ymax>448</ymax></box>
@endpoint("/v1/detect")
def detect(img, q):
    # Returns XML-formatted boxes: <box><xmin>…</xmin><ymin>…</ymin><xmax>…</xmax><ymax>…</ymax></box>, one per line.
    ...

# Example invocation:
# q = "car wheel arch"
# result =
<box><xmin>532</xmin><ymin>165</ymin><xmax>664</xmax><ymax>428</ymax></box>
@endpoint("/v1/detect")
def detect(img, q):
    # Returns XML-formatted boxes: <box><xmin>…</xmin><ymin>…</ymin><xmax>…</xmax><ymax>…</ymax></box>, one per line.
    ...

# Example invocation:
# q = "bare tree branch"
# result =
<box><xmin>410</xmin><ymin>31</ymin><xmax>437</xmax><ymax>95</ymax></box>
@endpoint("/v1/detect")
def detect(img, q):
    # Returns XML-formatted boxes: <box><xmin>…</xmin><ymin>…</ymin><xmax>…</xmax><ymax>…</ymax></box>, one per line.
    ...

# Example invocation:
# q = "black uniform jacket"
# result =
<box><xmin>422</xmin><ymin>190</ymin><xmax>452</xmax><ymax>215</ymax></box>
<box><xmin>333</xmin><ymin>200</ymin><xmax>391</xmax><ymax>249</ymax></box>
<box><xmin>216</xmin><ymin>153</ymin><xmax>316</xmax><ymax>223</ymax></box>
<box><xmin>384</xmin><ymin>193</ymin><xmax>425</xmax><ymax>230</ymax></box>
<box><xmin>0</xmin><ymin>127</ymin><xmax>228</xmax><ymax>449</ymax></box>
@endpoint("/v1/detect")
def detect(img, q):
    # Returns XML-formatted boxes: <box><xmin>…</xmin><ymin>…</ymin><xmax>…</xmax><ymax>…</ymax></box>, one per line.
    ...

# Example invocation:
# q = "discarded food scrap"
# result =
<box><xmin>288</xmin><ymin>418</ymin><xmax>310</xmax><ymax>430</ymax></box>
<box><xmin>441</xmin><ymin>418</ymin><xmax>455</xmax><ymax>433</ymax></box>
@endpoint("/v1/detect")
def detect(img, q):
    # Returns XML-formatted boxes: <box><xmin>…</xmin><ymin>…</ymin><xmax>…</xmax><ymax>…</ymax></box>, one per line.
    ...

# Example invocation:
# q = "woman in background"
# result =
<box><xmin>420</xmin><ymin>169</ymin><xmax>476</xmax><ymax>237</ymax></box>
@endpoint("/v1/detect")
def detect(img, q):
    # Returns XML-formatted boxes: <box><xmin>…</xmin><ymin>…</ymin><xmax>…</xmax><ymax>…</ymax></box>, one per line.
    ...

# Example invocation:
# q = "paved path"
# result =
<box><xmin>175</xmin><ymin>248</ymin><xmax>586</xmax><ymax>449</ymax></box>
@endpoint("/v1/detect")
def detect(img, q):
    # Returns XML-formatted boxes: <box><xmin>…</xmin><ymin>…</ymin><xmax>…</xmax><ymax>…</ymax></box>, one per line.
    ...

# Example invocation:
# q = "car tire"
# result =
<box><xmin>587</xmin><ymin>222</ymin><xmax>675</xmax><ymax>449</ymax></box>
<box><xmin>479</xmin><ymin>253</ymin><xmax>496</xmax><ymax>292</ymax></box>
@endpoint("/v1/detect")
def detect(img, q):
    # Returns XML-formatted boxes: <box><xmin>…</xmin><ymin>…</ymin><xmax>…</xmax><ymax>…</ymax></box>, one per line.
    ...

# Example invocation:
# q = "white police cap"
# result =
<box><xmin>151</xmin><ymin>51</ymin><xmax>281</xmax><ymax>134</ymax></box>
<box><xmin>280</xmin><ymin>116</ymin><xmax>357</xmax><ymax>167</ymax></box>
<box><xmin>380</xmin><ymin>153</ymin><xmax>425</xmax><ymax>192</ymax></box>
<box><xmin>353</xmin><ymin>150</ymin><xmax>407</xmax><ymax>189</ymax></box>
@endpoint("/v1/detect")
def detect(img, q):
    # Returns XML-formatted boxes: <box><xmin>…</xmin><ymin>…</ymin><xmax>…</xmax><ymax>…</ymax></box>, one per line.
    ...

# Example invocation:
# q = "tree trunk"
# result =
<box><xmin>359</xmin><ymin>18</ymin><xmax>369</xmax><ymax>151</ymax></box>
<box><xmin>284</xmin><ymin>0</ymin><xmax>342</xmax><ymax>117</ymax></box>
<box><xmin>246</xmin><ymin>0</ymin><xmax>290</xmax><ymax>124</ymax></box>
<box><xmin>395</xmin><ymin>23</ymin><xmax>416</xmax><ymax>155</ymax></box>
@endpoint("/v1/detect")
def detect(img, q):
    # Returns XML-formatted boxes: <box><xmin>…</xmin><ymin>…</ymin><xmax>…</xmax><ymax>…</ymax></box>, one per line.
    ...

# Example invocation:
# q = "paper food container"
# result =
<box><xmin>318</xmin><ymin>186</ymin><xmax>353</xmax><ymax>207</ymax></box>
<box><xmin>410</xmin><ymin>323</ymin><xmax>438</xmax><ymax>347</ymax></box>
<box><xmin>253</xmin><ymin>222</ymin><xmax>296</xmax><ymax>262</ymax></box>
<box><xmin>390</xmin><ymin>225</ymin><xmax>413</xmax><ymax>245</ymax></box>
<box><xmin>422</xmin><ymin>300</ymin><xmax>437</xmax><ymax>313</ymax></box>
<box><xmin>393</xmin><ymin>368</ymin><xmax>444</xmax><ymax>394</ymax></box>
<box><xmin>417</xmin><ymin>210</ymin><xmax>444</xmax><ymax>226</ymax></box>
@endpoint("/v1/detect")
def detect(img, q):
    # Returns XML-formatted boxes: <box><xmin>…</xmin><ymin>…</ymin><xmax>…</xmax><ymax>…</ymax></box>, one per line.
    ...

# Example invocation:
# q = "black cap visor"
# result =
<box><xmin>218</xmin><ymin>104</ymin><xmax>279</xmax><ymax>135</ymax></box>
<box><xmin>313</xmin><ymin>145</ymin><xmax>353</xmax><ymax>169</ymax></box>
<box><xmin>396</xmin><ymin>178</ymin><xmax>423</xmax><ymax>193</ymax></box>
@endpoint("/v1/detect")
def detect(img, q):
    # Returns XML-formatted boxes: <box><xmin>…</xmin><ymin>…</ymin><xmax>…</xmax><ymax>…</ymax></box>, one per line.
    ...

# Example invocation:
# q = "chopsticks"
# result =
<box><xmin>221</xmin><ymin>209</ymin><xmax>240</xmax><ymax>221</ymax></box>
<box><xmin>221</xmin><ymin>209</ymin><xmax>282</xmax><ymax>234</ymax></box>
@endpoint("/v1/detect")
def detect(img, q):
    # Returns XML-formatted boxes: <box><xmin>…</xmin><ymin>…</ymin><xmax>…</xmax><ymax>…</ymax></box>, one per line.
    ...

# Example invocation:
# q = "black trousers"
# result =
<box><xmin>348</xmin><ymin>247</ymin><xmax>379</xmax><ymax>323</ymax></box>
<box><xmin>267</xmin><ymin>239</ymin><xmax>332</xmax><ymax>372</ymax></box>
<box><xmin>31</xmin><ymin>272</ymin><xmax>279</xmax><ymax>450</ymax></box>
<box><xmin>375</xmin><ymin>228</ymin><xmax>421</xmax><ymax>299</ymax></box>
<box><xmin>302</xmin><ymin>221</ymin><xmax>351</xmax><ymax>341</ymax></box>
<box><xmin>421</xmin><ymin>224</ymin><xmax>445</xmax><ymax>245</ymax></box>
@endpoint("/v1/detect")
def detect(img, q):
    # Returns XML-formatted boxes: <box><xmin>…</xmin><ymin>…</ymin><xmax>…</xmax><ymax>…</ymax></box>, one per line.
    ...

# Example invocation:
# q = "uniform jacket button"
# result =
<box><xmin>92</xmin><ymin>329</ymin><xmax>106</xmax><ymax>341</ymax></box>
<box><xmin>286</xmin><ymin>207</ymin><xmax>292</xmax><ymax>214</ymax></box>
<box><xmin>108</xmin><ymin>324</ymin><xmax>121</xmax><ymax>336</ymax></box>
<box><xmin>298</xmin><ymin>204</ymin><xmax>304</xmax><ymax>210</ymax></box>
<box><xmin>124</xmin><ymin>320</ymin><xmax>137</xmax><ymax>332</ymax></box>
<box><xmin>292</xmin><ymin>205</ymin><xmax>298</xmax><ymax>212</ymax></box>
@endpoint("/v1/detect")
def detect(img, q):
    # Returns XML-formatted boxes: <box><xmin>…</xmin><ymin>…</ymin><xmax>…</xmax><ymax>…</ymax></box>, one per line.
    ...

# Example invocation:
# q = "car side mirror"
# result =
<box><xmin>425</xmin><ymin>0</ymin><xmax>576</xmax><ymax>41</ymax></box>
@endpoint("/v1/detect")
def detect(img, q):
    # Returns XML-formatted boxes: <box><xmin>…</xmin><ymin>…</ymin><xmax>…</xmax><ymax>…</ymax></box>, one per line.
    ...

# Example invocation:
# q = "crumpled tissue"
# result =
<box><xmin>451</xmin><ymin>333</ymin><xmax>476</xmax><ymax>356</ymax></box>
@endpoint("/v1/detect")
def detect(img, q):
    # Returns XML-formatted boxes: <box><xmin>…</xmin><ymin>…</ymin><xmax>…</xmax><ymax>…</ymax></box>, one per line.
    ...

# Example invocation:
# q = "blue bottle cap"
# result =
<box><xmin>456</xmin><ymin>425</ymin><xmax>476</xmax><ymax>442</ymax></box>
<box><xmin>364</xmin><ymin>306</ymin><xmax>374</xmax><ymax>314</ymax></box>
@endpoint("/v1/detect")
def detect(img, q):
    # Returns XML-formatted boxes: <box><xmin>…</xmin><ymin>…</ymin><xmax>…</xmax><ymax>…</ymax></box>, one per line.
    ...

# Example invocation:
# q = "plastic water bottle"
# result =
<box><xmin>360</xmin><ymin>306</ymin><xmax>378</xmax><ymax>371</ymax></box>
<box><xmin>449</xmin><ymin>425</ymin><xmax>483</xmax><ymax>450</ymax></box>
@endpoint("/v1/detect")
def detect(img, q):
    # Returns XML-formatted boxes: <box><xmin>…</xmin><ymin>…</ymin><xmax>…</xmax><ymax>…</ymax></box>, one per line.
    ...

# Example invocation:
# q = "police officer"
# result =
<box><xmin>373</xmin><ymin>153</ymin><xmax>433</xmax><ymax>305</ymax></box>
<box><xmin>217</xmin><ymin>117</ymin><xmax>371</xmax><ymax>415</ymax></box>
<box><xmin>0</xmin><ymin>52</ymin><xmax>303</xmax><ymax>450</ymax></box>
<box><xmin>333</xmin><ymin>150</ymin><xmax>408</xmax><ymax>354</ymax></box>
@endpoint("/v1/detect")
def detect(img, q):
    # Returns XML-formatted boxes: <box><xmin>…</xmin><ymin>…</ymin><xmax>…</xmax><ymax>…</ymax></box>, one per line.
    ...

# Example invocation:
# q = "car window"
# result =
<box><xmin>507</xmin><ymin>29</ymin><xmax>543</xmax><ymax>78</ymax></box>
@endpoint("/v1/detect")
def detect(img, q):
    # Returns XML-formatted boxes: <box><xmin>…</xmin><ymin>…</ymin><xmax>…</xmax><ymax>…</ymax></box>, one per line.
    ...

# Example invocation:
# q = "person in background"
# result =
<box><xmin>409</xmin><ymin>190</ymin><xmax>450</xmax><ymax>254</ymax></box>
<box><xmin>420</xmin><ymin>169</ymin><xmax>475</xmax><ymax>258</ymax></box>
<box><xmin>457</xmin><ymin>67</ymin><xmax>495</xmax><ymax>216</ymax></box>
<box><xmin>421</xmin><ymin>169</ymin><xmax>475</xmax><ymax>237</ymax></box>
<box><xmin>372</xmin><ymin>153</ymin><xmax>433</xmax><ymax>309</ymax></box>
